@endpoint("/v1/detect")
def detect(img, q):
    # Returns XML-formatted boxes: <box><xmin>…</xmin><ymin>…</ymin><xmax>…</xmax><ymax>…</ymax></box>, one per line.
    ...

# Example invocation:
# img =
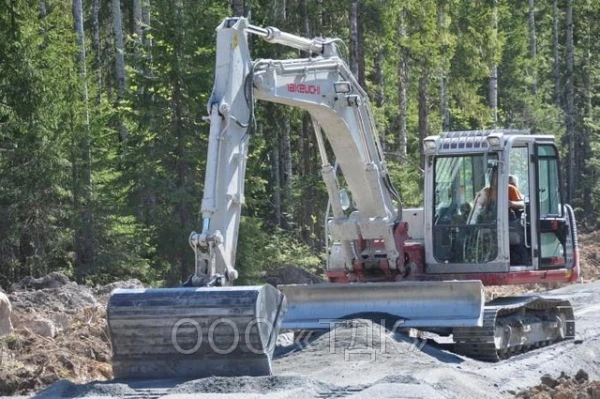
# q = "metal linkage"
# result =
<box><xmin>245</xmin><ymin>22</ymin><xmax>325</xmax><ymax>54</ymax></box>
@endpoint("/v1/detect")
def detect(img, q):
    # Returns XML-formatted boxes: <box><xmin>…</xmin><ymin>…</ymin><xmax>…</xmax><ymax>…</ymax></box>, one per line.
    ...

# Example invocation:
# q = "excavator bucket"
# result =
<box><xmin>107</xmin><ymin>284</ymin><xmax>287</xmax><ymax>379</ymax></box>
<box><xmin>279</xmin><ymin>281</ymin><xmax>484</xmax><ymax>330</ymax></box>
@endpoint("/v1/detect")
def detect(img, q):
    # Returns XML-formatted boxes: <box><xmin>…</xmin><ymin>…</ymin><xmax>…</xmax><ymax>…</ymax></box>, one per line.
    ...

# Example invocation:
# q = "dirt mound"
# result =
<box><xmin>0</xmin><ymin>273</ymin><xmax>132</xmax><ymax>396</ymax></box>
<box><xmin>263</xmin><ymin>265</ymin><xmax>324</xmax><ymax>287</ymax></box>
<box><xmin>11</xmin><ymin>272</ymin><xmax>71</xmax><ymax>291</ymax></box>
<box><xmin>578</xmin><ymin>231</ymin><xmax>600</xmax><ymax>282</ymax></box>
<box><xmin>93</xmin><ymin>278</ymin><xmax>144</xmax><ymax>296</ymax></box>
<box><xmin>0</xmin><ymin>306</ymin><xmax>111</xmax><ymax>396</ymax></box>
<box><xmin>305</xmin><ymin>319</ymin><xmax>413</xmax><ymax>354</ymax></box>
<box><xmin>276</xmin><ymin>318</ymin><xmax>435</xmax><ymax>377</ymax></box>
<box><xmin>516</xmin><ymin>369</ymin><xmax>600</xmax><ymax>399</ymax></box>
<box><xmin>35</xmin><ymin>380</ymin><xmax>137</xmax><ymax>399</ymax></box>
<box><xmin>9</xmin><ymin>282</ymin><xmax>98</xmax><ymax>313</ymax></box>
<box><xmin>8</xmin><ymin>274</ymin><xmax>102</xmax><ymax>337</ymax></box>
<box><xmin>172</xmin><ymin>375</ymin><xmax>334</xmax><ymax>395</ymax></box>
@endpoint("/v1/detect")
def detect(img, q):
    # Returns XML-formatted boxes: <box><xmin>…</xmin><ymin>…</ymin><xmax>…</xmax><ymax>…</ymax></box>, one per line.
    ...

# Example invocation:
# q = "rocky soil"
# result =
<box><xmin>517</xmin><ymin>370</ymin><xmax>600</xmax><ymax>399</ymax></box>
<box><xmin>33</xmin><ymin>281</ymin><xmax>600</xmax><ymax>399</ymax></box>
<box><xmin>0</xmin><ymin>273</ymin><xmax>143</xmax><ymax>396</ymax></box>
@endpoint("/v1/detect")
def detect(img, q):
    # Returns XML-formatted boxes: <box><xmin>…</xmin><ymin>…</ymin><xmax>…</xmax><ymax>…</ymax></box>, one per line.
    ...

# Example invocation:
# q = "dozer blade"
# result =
<box><xmin>107</xmin><ymin>284</ymin><xmax>287</xmax><ymax>379</ymax></box>
<box><xmin>279</xmin><ymin>280</ymin><xmax>484</xmax><ymax>330</ymax></box>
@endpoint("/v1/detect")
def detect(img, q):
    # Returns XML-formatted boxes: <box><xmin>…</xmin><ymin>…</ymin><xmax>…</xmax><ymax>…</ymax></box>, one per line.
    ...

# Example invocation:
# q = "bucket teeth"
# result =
<box><xmin>107</xmin><ymin>284</ymin><xmax>287</xmax><ymax>379</ymax></box>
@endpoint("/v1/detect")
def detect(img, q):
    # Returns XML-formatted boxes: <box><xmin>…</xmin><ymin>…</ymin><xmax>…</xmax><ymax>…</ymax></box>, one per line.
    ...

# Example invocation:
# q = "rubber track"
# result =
<box><xmin>452</xmin><ymin>296</ymin><xmax>575</xmax><ymax>362</ymax></box>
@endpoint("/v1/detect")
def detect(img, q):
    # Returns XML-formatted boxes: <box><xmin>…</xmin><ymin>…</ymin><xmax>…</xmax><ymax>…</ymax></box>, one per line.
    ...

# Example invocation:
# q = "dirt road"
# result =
<box><xmin>30</xmin><ymin>280</ymin><xmax>600</xmax><ymax>399</ymax></box>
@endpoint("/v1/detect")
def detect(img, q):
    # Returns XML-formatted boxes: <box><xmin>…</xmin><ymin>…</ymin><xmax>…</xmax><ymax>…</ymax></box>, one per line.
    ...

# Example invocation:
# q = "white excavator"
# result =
<box><xmin>107</xmin><ymin>17</ymin><xmax>580</xmax><ymax>379</ymax></box>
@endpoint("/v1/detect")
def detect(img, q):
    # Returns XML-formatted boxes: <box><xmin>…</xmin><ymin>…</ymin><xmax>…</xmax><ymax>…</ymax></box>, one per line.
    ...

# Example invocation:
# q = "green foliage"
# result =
<box><xmin>1</xmin><ymin>0</ymin><xmax>599</xmax><ymax>287</ymax></box>
<box><xmin>387</xmin><ymin>162</ymin><xmax>424</xmax><ymax>208</ymax></box>
<box><xmin>0</xmin><ymin>0</ymin><xmax>74</xmax><ymax>285</ymax></box>
<box><xmin>235</xmin><ymin>217</ymin><xmax>322</xmax><ymax>284</ymax></box>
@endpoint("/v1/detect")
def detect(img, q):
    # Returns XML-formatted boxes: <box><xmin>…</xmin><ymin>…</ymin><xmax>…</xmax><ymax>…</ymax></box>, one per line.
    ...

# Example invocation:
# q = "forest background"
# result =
<box><xmin>0</xmin><ymin>0</ymin><xmax>597</xmax><ymax>287</ymax></box>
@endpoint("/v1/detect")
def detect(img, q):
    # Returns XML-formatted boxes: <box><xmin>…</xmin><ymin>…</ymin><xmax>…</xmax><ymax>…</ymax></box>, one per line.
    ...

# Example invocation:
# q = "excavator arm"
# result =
<box><xmin>189</xmin><ymin>17</ymin><xmax>402</xmax><ymax>284</ymax></box>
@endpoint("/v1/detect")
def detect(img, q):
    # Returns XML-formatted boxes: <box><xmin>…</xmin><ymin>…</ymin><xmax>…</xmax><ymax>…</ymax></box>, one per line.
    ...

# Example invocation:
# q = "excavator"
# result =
<box><xmin>107</xmin><ymin>17</ymin><xmax>580</xmax><ymax>379</ymax></box>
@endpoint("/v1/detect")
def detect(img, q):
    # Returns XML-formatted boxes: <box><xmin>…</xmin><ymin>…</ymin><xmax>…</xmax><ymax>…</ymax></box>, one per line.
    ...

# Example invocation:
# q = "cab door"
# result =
<box><xmin>507</xmin><ymin>145</ymin><xmax>532</xmax><ymax>266</ymax></box>
<box><xmin>534</xmin><ymin>143</ymin><xmax>569</xmax><ymax>269</ymax></box>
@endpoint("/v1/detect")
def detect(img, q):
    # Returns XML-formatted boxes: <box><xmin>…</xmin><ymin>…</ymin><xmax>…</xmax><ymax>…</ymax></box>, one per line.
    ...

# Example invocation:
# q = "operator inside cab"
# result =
<box><xmin>470</xmin><ymin>169</ymin><xmax>525</xmax><ymax>222</ymax></box>
<box><xmin>508</xmin><ymin>174</ymin><xmax>524</xmax><ymax>220</ymax></box>
<box><xmin>470</xmin><ymin>166</ymin><xmax>498</xmax><ymax>224</ymax></box>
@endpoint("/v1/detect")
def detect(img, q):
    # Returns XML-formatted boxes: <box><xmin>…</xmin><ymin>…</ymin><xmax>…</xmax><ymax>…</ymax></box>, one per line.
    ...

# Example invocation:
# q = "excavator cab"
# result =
<box><xmin>423</xmin><ymin>130</ymin><xmax>578</xmax><ymax>278</ymax></box>
<box><xmin>419</xmin><ymin>131</ymin><xmax>577</xmax><ymax>361</ymax></box>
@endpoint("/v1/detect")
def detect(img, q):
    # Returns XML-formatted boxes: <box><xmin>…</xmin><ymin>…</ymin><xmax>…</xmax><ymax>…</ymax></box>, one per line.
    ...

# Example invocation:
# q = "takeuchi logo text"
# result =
<box><xmin>287</xmin><ymin>83</ymin><xmax>321</xmax><ymax>95</ymax></box>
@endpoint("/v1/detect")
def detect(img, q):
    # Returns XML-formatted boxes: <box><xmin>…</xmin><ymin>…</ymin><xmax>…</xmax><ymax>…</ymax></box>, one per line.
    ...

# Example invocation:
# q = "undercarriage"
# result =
<box><xmin>453</xmin><ymin>296</ymin><xmax>575</xmax><ymax>361</ymax></box>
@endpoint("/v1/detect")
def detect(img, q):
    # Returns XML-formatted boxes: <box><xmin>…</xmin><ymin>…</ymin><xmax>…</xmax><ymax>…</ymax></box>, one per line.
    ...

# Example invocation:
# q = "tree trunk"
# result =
<box><xmin>418</xmin><ymin>71</ymin><xmax>429</xmax><ymax>169</ymax></box>
<box><xmin>134</xmin><ymin>0</ymin><xmax>143</xmax><ymax>51</ymax></box>
<box><xmin>316</xmin><ymin>0</ymin><xmax>323</xmax><ymax>33</ymax></box>
<box><xmin>72</xmin><ymin>0</ymin><xmax>94</xmax><ymax>284</ymax></box>
<box><xmin>489</xmin><ymin>63</ymin><xmax>498</xmax><ymax>126</ymax></box>
<box><xmin>38</xmin><ymin>0</ymin><xmax>47</xmax><ymax>45</ymax></box>
<box><xmin>92</xmin><ymin>0</ymin><xmax>102</xmax><ymax>97</ymax></box>
<box><xmin>301</xmin><ymin>0</ymin><xmax>315</xmax><ymax>247</ymax></box>
<box><xmin>553</xmin><ymin>0</ymin><xmax>561</xmax><ymax>107</ymax></box>
<box><xmin>134</xmin><ymin>0</ymin><xmax>143</xmax><ymax>42</ymax></box>
<box><xmin>565</xmin><ymin>0</ymin><xmax>574</xmax><ymax>203</ymax></box>
<box><xmin>489</xmin><ymin>0</ymin><xmax>498</xmax><ymax>127</ymax></box>
<box><xmin>438</xmin><ymin>0</ymin><xmax>449</xmax><ymax>131</ymax></box>
<box><xmin>112</xmin><ymin>0</ymin><xmax>128</xmax><ymax>145</ymax></box>
<box><xmin>281</xmin><ymin>115</ymin><xmax>292</xmax><ymax>225</ymax></box>
<box><xmin>299</xmin><ymin>0</ymin><xmax>310</xmax><ymax>40</ymax></box>
<box><xmin>582</xmin><ymin>43</ymin><xmax>592</xmax><ymax>213</ymax></box>
<box><xmin>172</xmin><ymin>0</ymin><xmax>192</xmax><ymax>283</ymax></box>
<box><xmin>301</xmin><ymin>114</ymin><xmax>314</xmax><ymax>247</ymax></box>
<box><xmin>143</xmin><ymin>0</ymin><xmax>152</xmax><ymax>50</ymax></box>
<box><xmin>349</xmin><ymin>0</ymin><xmax>360</xmax><ymax>78</ymax></box>
<box><xmin>582</xmin><ymin>5</ymin><xmax>594</xmax><ymax>214</ymax></box>
<box><xmin>231</xmin><ymin>0</ymin><xmax>244</xmax><ymax>17</ymax></box>
<box><xmin>357</xmin><ymin>7</ymin><xmax>366</xmax><ymax>88</ymax></box>
<box><xmin>112</xmin><ymin>0</ymin><xmax>126</xmax><ymax>100</ymax></box>
<box><xmin>374</xmin><ymin>49</ymin><xmax>384</xmax><ymax>108</ymax></box>
<box><xmin>133</xmin><ymin>0</ymin><xmax>146</xmax><ymax>99</ymax></box>
<box><xmin>397</xmin><ymin>9</ymin><xmax>408</xmax><ymax>161</ymax></box>
<box><xmin>174</xmin><ymin>78</ymin><xmax>191</xmax><ymax>282</ymax></box>
<box><xmin>528</xmin><ymin>0</ymin><xmax>537</xmax><ymax>94</ymax></box>
<box><xmin>39</xmin><ymin>0</ymin><xmax>46</xmax><ymax>19</ymax></box>
<box><xmin>137</xmin><ymin>0</ymin><xmax>153</xmax><ymax>129</ymax></box>
<box><xmin>271</xmin><ymin>123</ymin><xmax>282</xmax><ymax>227</ymax></box>
<box><xmin>269</xmin><ymin>0</ymin><xmax>286</xmax><ymax>23</ymax></box>
<box><xmin>375</xmin><ymin>47</ymin><xmax>385</xmax><ymax>149</ymax></box>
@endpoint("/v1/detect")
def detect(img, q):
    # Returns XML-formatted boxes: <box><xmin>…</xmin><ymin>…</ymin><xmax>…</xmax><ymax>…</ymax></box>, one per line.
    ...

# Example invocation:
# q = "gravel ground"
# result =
<box><xmin>24</xmin><ymin>280</ymin><xmax>600</xmax><ymax>399</ymax></box>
